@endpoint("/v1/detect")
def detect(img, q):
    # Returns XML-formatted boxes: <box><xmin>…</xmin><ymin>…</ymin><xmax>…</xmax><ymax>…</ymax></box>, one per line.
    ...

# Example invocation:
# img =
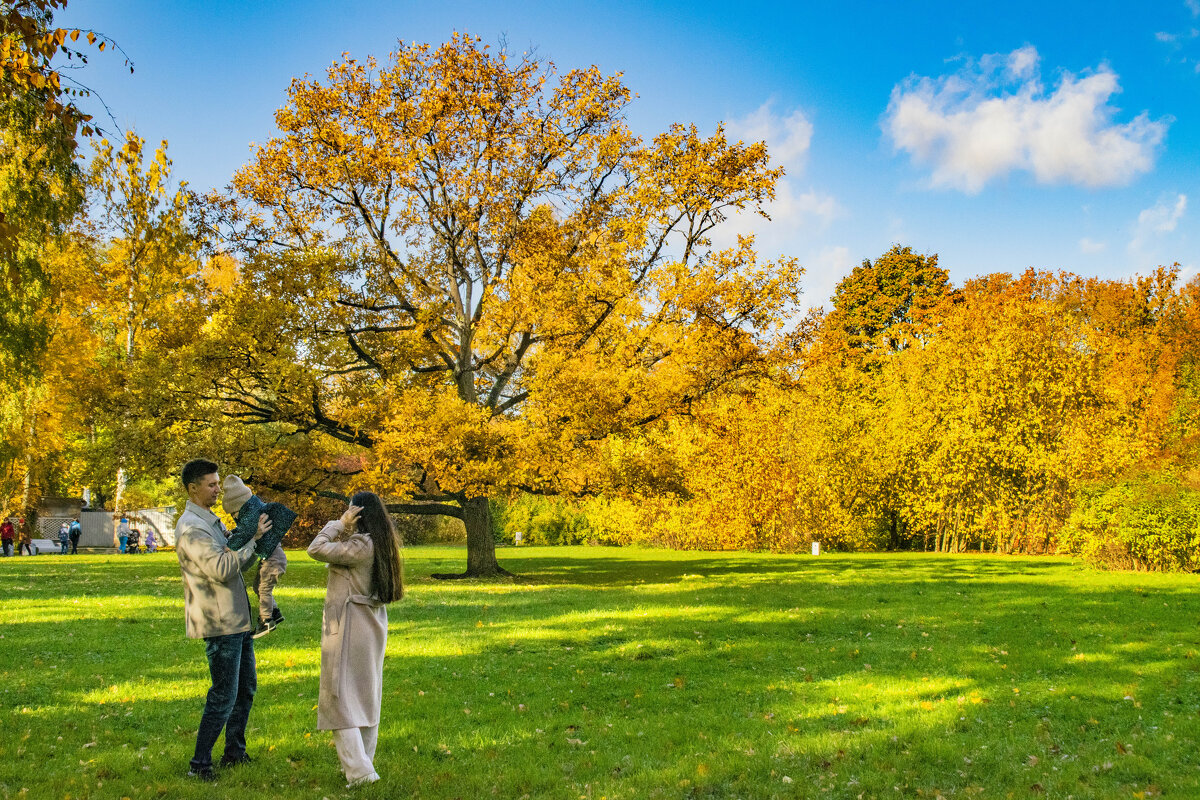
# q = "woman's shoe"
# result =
<box><xmin>346</xmin><ymin>772</ymin><xmax>380</xmax><ymax>788</ymax></box>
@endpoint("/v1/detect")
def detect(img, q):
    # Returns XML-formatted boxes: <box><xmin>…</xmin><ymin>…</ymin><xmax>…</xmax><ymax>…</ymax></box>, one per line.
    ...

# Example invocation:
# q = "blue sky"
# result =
<box><xmin>58</xmin><ymin>0</ymin><xmax>1199</xmax><ymax>309</ymax></box>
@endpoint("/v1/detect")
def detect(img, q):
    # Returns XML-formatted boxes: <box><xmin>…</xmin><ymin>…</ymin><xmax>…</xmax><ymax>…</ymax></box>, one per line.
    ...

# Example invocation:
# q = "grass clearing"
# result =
<box><xmin>2</xmin><ymin>547</ymin><xmax>1199</xmax><ymax>799</ymax></box>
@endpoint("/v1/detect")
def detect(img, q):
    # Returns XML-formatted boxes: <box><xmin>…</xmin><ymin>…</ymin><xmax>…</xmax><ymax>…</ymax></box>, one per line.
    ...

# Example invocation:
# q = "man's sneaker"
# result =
<box><xmin>219</xmin><ymin>752</ymin><xmax>252</xmax><ymax>767</ymax></box>
<box><xmin>187</xmin><ymin>767</ymin><xmax>216</xmax><ymax>782</ymax></box>
<box><xmin>269</xmin><ymin>607</ymin><xmax>285</xmax><ymax>625</ymax></box>
<box><xmin>251</xmin><ymin>618</ymin><xmax>275</xmax><ymax>639</ymax></box>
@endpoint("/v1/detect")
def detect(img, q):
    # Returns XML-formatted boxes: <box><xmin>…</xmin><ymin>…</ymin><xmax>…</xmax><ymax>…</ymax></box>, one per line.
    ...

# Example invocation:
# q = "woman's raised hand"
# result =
<box><xmin>340</xmin><ymin>504</ymin><xmax>362</xmax><ymax>529</ymax></box>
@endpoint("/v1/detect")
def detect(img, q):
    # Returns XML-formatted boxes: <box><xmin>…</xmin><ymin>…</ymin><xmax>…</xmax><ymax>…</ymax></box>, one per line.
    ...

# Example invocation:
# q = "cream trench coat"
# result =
<box><xmin>176</xmin><ymin>500</ymin><xmax>258</xmax><ymax>639</ymax></box>
<box><xmin>308</xmin><ymin>520</ymin><xmax>387</xmax><ymax>730</ymax></box>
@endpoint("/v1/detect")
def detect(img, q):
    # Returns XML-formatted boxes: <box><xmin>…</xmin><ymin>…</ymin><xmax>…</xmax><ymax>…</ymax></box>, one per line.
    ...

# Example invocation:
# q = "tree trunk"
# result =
<box><xmin>431</xmin><ymin>496</ymin><xmax>512</xmax><ymax>579</ymax></box>
<box><xmin>20</xmin><ymin>401</ymin><xmax>36</xmax><ymax>533</ymax></box>
<box><xmin>111</xmin><ymin>466</ymin><xmax>130</xmax><ymax>547</ymax></box>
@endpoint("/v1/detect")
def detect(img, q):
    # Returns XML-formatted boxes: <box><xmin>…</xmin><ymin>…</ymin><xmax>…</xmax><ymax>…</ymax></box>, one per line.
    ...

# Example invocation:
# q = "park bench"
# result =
<box><xmin>29</xmin><ymin>538</ymin><xmax>59</xmax><ymax>555</ymax></box>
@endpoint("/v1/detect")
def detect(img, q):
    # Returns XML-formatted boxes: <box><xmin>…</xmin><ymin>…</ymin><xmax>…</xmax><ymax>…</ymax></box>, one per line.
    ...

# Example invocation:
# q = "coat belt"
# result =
<box><xmin>327</xmin><ymin>593</ymin><xmax>382</xmax><ymax>699</ymax></box>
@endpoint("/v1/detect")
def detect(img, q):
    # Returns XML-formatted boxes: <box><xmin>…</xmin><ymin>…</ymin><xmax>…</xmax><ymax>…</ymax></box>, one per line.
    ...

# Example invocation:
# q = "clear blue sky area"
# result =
<box><xmin>58</xmin><ymin>0</ymin><xmax>1199</xmax><ymax>308</ymax></box>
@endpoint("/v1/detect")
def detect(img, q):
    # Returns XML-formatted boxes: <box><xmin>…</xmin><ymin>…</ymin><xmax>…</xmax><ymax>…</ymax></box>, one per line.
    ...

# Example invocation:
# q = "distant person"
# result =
<box><xmin>221</xmin><ymin>476</ymin><xmax>296</xmax><ymax>639</ymax></box>
<box><xmin>128</xmin><ymin>528</ymin><xmax>141</xmax><ymax>554</ymax></box>
<box><xmin>68</xmin><ymin>518</ymin><xmax>81</xmax><ymax>554</ymax></box>
<box><xmin>117</xmin><ymin>516</ymin><xmax>130</xmax><ymax>553</ymax></box>
<box><xmin>307</xmin><ymin>491</ymin><xmax>404</xmax><ymax>788</ymax></box>
<box><xmin>1</xmin><ymin>518</ymin><xmax>13</xmax><ymax>557</ymax></box>
<box><xmin>58</xmin><ymin>522</ymin><xmax>69</xmax><ymax>555</ymax></box>
<box><xmin>175</xmin><ymin>458</ymin><xmax>271</xmax><ymax>782</ymax></box>
<box><xmin>144</xmin><ymin>528</ymin><xmax>157</xmax><ymax>553</ymax></box>
<box><xmin>17</xmin><ymin>522</ymin><xmax>31</xmax><ymax>556</ymax></box>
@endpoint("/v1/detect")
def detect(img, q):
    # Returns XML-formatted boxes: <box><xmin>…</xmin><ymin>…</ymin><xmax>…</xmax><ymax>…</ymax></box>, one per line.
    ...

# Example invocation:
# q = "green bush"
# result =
<box><xmin>393</xmin><ymin>512</ymin><xmax>466</xmax><ymax>545</ymax></box>
<box><xmin>489</xmin><ymin>494</ymin><xmax>631</xmax><ymax>546</ymax></box>
<box><xmin>1061</xmin><ymin>472</ymin><xmax>1200</xmax><ymax>571</ymax></box>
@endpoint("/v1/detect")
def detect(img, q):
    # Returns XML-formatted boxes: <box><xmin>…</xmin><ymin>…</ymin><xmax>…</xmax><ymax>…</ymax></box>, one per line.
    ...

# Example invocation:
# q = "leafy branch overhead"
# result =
<box><xmin>0</xmin><ymin>0</ymin><xmax>133</xmax><ymax>142</ymax></box>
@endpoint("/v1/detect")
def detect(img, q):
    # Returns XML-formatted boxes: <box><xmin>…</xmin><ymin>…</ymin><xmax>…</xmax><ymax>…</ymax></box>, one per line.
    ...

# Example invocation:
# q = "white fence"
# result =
<box><xmin>6</xmin><ymin>506</ymin><xmax>178</xmax><ymax>551</ymax></box>
<box><xmin>78</xmin><ymin>507</ymin><xmax>178</xmax><ymax>549</ymax></box>
<box><xmin>136</xmin><ymin>507</ymin><xmax>177</xmax><ymax>547</ymax></box>
<box><xmin>35</xmin><ymin>516</ymin><xmax>73</xmax><ymax>539</ymax></box>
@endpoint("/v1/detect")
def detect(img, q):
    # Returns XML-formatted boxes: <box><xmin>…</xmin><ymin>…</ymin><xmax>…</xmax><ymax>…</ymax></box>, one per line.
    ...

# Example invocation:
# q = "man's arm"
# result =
<box><xmin>177</xmin><ymin>527</ymin><xmax>256</xmax><ymax>583</ymax></box>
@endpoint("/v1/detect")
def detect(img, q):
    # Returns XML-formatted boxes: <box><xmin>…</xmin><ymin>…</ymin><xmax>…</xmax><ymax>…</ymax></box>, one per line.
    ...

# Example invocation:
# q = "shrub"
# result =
<box><xmin>1061</xmin><ymin>472</ymin><xmax>1200</xmax><ymax>571</ymax></box>
<box><xmin>394</xmin><ymin>513</ymin><xmax>466</xmax><ymax>545</ymax></box>
<box><xmin>490</xmin><ymin>494</ymin><xmax>634</xmax><ymax>546</ymax></box>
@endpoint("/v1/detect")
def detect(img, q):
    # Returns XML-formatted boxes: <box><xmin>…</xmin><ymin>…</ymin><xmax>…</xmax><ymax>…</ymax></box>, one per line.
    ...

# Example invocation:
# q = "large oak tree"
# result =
<box><xmin>193</xmin><ymin>35</ymin><xmax>802</xmax><ymax>576</ymax></box>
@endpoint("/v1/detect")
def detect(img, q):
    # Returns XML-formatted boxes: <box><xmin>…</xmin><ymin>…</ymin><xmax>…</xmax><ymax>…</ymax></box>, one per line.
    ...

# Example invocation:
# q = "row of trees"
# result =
<box><xmin>636</xmin><ymin>251</ymin><xmax>1200</xmax><ymax>564</ymax></box>
<box><xmin>4</xmin><ymin>18</ymin><xmax>1197</xmax><ymax>572</ymax></box>
<box><xmin>483</xmin><ymin>248</ymin><xmax>1200</xmax><ymax>572</ymax></box>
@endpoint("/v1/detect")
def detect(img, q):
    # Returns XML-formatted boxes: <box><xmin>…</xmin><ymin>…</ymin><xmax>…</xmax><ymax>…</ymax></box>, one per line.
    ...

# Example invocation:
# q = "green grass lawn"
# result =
<box><xmin>2</xmin><ymin>547</ymin><xmax>1199</xmax><ymax>799</ymax></box>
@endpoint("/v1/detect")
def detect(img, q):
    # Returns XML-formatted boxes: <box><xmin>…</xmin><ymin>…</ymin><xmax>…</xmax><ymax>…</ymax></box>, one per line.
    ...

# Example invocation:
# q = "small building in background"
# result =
<box><xmin>19</xmin><ymin>497</ymin><xmax>180</xmax><ymax>551</ymax></box>
<box><xmin>33</xmin><ymin>496</ymin><xmax>84</xmax><ymax>539</ymax></box>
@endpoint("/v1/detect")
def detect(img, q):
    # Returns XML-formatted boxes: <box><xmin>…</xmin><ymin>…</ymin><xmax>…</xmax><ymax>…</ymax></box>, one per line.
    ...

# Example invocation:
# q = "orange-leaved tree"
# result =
<box><xmin>196</xmin><ymin>35</ymin><xmax>801</xmax><ymax>577</ymax></box>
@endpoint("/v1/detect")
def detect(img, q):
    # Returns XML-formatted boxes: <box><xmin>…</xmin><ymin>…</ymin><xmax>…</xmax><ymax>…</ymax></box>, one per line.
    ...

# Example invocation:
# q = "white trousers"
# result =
<box><xmin>332</xmin><ymin>725</ymin><xmax>379</xmax><ymax>784</ymax></box>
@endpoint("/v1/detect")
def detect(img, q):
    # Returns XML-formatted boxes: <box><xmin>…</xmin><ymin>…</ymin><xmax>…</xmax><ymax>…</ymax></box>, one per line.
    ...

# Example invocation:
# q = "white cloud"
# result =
<box><xmin>773</xmin><ymin>184</ymin><xmax>840</xmax><ymax>228</ymax></box>
<box><xmin>1129</xmin><ymin>193</ymin><xmax>1188</xmax><ymax>256</ymax></box>
<box><xmin>884</xmin><ymin>46</ymin><xmax>1168</xmax><ymax>193</ymax></box>
<box><xmin>1006</xmin><ymin>45</ymin><xmax>1040</xmax><ymax>80</ymax></box>
<box><xmin>712</xmin><ymin>181</ymin><xmax>842</xmax><ymax>256</ymax></box>
<box><xmin>801</xmin><ymin>245</ymin><xmax>855</xmax><ymax>310</ymax></box>
<box><xmin>1188</xmin><ymin>0</ymin><xmax>1200</xmax><ymax>17</ymax></box>
<box><xmin>1155</xmin><ymin>20</ymin><xmax>1200</xmax><ymax>73</ymax></box>
<box><xmin>725</xmin><ymin>100</ymin><xmax>814</xmax><ymax>169</ymax></box>
<box><xmin>712</xmin><ymin>102</ymin><xmax>841</xmax><ymax>260</ymax></box>
<box><xmin>1139</xmin><ymin>193</ymin><xmax>1187</xmax><ymax>234</ymax></box>
<box><xmin>815</xmin><ymin>245</ymin><xmax>853</xmax><ymax>272</ymax></box>
<box><xmin>1079</xmin><ymin>237</ymin><xmax>1107</xmax><ymax>254</ymax></box>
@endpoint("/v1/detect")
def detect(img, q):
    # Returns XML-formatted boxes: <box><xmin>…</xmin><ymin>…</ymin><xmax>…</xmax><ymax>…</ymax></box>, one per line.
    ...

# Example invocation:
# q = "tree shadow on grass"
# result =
<box><xmin>4</xmin><ymin>552</ymin><xmax>1200</xmax><ymax>798</ymax></box>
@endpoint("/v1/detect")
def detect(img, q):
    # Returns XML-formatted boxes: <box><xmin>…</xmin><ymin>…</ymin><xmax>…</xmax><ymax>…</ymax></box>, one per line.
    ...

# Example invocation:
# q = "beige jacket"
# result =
<box><xmin>176</xmin><ymin>500</ymin><xmax>258</xmax><ymax>639</ymax></box>
<box><xmin>308</xmin><ymin>520</ymin><xmax>387</xmax><ymax>730</ymax></box>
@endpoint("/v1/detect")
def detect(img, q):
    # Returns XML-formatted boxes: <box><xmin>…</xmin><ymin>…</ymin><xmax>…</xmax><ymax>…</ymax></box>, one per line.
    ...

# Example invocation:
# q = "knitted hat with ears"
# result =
<box><xmin>221</xmin><ymin>475</ymin><xmax>253</xmax><ymax>516</ymax></box>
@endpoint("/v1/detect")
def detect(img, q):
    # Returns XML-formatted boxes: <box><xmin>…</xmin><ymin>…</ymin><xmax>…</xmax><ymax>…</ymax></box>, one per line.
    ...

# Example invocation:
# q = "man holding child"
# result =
<box><xmin>175</xmin><ymin>458</ymin><xmax>272</xmax><ymax>781</ymax></box>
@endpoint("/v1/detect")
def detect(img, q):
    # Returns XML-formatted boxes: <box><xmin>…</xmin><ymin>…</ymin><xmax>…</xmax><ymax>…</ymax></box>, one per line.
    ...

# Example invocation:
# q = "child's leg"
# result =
<box><xmin>258</xmin><ymin>546</ymin><xmax>288</xmax><ymax>622</ymax></box>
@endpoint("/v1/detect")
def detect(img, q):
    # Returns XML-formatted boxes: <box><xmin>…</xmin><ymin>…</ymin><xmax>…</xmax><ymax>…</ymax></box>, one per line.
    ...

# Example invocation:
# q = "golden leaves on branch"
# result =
<box><xmin>1</xmin><ymin>0</ymin><xmax>133</xmax><ymax>147</ymax></box>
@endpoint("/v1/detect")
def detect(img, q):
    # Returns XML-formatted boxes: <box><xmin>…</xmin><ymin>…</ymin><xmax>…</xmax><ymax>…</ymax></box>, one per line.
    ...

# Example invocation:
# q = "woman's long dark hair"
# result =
<box><xmin>351</xmin><ymin>491</ymin><xmax>403</xmax><ymax>603</ymax></box>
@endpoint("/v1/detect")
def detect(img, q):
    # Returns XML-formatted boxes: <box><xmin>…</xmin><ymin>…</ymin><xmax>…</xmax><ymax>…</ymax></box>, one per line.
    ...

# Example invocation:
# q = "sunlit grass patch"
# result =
<box><xmin>2</xmin><ymin>548</ymin><xmax>1200</xmax><ymax>798</ymax></box>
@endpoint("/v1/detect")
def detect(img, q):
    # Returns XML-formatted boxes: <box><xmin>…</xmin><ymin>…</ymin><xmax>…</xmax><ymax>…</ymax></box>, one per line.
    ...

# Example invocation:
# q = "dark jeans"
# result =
<box><xmin>2</xmin><ymin>541</ymin><xmax>11</xmax><ymax>557</ymax></box>
<box><xmin>69</xmin><ymin>536</ymin><xmax>79</xmax><ymax>554</ymax></box>
<box><xmin>191</xmin><ymin>631</ymin><xmax>257</xmax><ymax>771</ymax></box>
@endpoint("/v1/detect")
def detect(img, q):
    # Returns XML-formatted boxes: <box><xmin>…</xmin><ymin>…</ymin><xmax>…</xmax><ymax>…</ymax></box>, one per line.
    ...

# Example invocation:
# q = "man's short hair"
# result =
<box><xmin>181</xmin><ymin>459</ymin><xmax>219</xmax><ymax>489</ymax></box>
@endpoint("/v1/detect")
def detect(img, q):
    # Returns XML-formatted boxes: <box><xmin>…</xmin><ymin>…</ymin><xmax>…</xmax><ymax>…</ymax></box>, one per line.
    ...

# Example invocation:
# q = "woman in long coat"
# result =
<box><xmin>307</xmin><ymin>491</ymin><xmax>404</xmax><ymax>787</ymax></box>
